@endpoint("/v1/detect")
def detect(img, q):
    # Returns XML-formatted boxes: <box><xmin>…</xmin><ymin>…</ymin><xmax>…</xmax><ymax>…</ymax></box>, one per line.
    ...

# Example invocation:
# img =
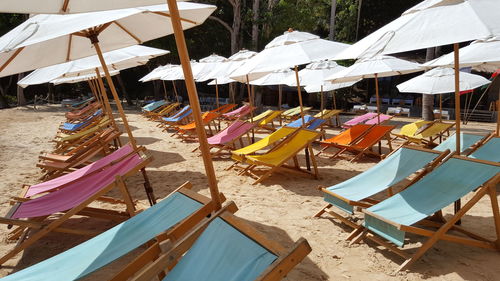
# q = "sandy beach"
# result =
<box><xmin>0</xmin><ymin>105</ymin><xmax>498</xmax><ymax>281</ymax></box>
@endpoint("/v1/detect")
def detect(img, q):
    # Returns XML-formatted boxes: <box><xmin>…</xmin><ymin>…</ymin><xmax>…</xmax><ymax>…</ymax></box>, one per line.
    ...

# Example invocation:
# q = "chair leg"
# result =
<box><xmin>313</xmin><ymin>204</ymin><xmax>332</xmax><ymax>218</ymax></box>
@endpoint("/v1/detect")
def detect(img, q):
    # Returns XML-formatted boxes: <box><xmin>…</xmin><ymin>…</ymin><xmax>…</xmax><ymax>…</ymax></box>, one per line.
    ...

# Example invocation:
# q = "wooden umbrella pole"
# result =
<box><xmin>439</xmin><ymin>94</ymin><xmax>443</xmax><ymax>122</ymax></box>
<box><xmin>320</xmin><ymin>85</ymin><xmax>324</xmax><ymax>118</ymax></box>
<box><xmin>94</xmin><ymin>69</ymin><xmax>119</xmax><ymax>130</ymax></box>
<box><xmin>87</xmin><ymin>79</ymin><xmax>99</xmax><ymax>105</ymax></box>
<box><xmin>294</xmin><ymin>66</ymin><xmax>306</xmax><ymax>127</ymax></box>
<box><xmin>278</xmin><ymin>84</ymin><xmax>283</xmax><ymax>125</ymax></box>
<box><xmin>161</xmin><ymin>80</ymin><xmax>168</xmax><ymax>101</ymax></box>
<box><xmin>166</xmin><ymin>0</ymin><xmax>222</xmax><ymax>210</ymax></box>
<box><xmin>453</xmin><ymin>43</ymin><xmax>461</xmax><ymax>155</ymax></box>
<box><xmin>245</xmin><ymin>75</ymin><xmax>254</xmax><ymax>119</ymax></box>
<box><xmin>333</xmin><ymin>90</ymin><xmax>337</xmax><ymax>110</ymax></box>
<box><xmin>375</xmin><ymin>73</ymin><xmax>381</xmax><ymax>123</ymax></box>
<box><xmin>215</xmin><ymin>78</ymin><xmax>220</xmax><ymax>109</ymax></box>
<box><xmin>90</xmin><ymin>38</ymin><xmax>137</xmax><ymax>148</ymax></box>
<box><xmin>171</xmin><ymin>80</ymin><xmax>180</xmax><ymax>103</ymax></box>
<box><xmin>497</xmin><ymin>90</ymin><xmax>500</xmax><ymax>136</ymax></box>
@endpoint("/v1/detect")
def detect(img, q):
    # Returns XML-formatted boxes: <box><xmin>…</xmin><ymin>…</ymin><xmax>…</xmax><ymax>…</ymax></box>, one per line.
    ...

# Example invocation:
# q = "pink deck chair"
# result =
<box><xmin>342</xmin><ymin>113</ymin><xmax>378</xmax><ymax>128</ymax></box>
<box><xmin>206</xmin><ymin>121</ymin><xmax>255</xmax><ymax>157</ymax></box>
<box><xmin>0</xmin><ymin>149</ymin><xmax>152</xmax><ymax>265</ymax></box>
<box><xmin>222</xmin><ymin>105</ymin><xmax>254</xmax><ymax>120</ymax></box>
<box><xmin>26</xmin><ymin>143</ymin><xmax>136</xmax><ymax>197</ymax></box>
<box><xmin>364</xmin><ymin>114</ymin><xmax>393</xmax><ymax>125</ymax></box>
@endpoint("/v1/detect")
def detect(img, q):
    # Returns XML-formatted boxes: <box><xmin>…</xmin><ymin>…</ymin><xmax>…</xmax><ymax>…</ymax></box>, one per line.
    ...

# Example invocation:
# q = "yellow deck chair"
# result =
<box><xmin>241</xmin><ymin>129</ymin><xmax>321</xmax><ymax>184</ymax></box>
<box><xmin>410</xmin><ymin>122</ymin><xmax>454</xmax><ymax>144</ymax></box>
<box><xmin>256</xmin><ymin>110</ymin><xmax>284</xmax><ymax>131</ymax></box>
<box><xmin>146</xmin><ymin>102</ymin><xmax>179</xmax><ymax>120</ymax></box>
<box><xmin>314</xmin><ymin>109</ymin><xmax>342</xmax><ymax>127</ymax></box>
<box><xmin>392</xmin><ymin>120</ymin><xmax>432</xmax><ymax>140</ymax></box>
<box><xmin>57</xmin><ymin>117</ymin><xmax>110</xmax><ymax>142</ymax></box>
<box><xmin>248</xmin><ymin>109</ymin><xmax>273</xmax><ymax>123</ymax></box>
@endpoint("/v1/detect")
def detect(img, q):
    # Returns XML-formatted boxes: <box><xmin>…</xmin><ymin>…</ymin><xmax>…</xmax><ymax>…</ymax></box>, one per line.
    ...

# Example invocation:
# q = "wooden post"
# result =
<box><xmin>453</xmin><ymin>43</ymin><xmax>461</xmax><ymax>155</ymax></box>
<box><xmin>294</xmin><ymin>66</ymin><xmax>306</xmax><ymax>126</ymax></box>
<box><xmin>278</xmin><ymin>84</ymin><xmax>282</xmax><ymax>111</ymax></box>
<box><xmin>161</xmin><ymin>80</ymin><xmax>168</xmax><ymax>101</ymax></box>
<box><xmin>320</xmin><ymin>85</ymin><xmax>324</xmax><ymax>118</ymax></box>
<box><xmin>215</xmin><ymin>78</ymin><xmax>220</xmax><ymax>109</ymax></box>
<box><xmin>94</xmin><ymin>68</ymin><xmax>118</xmax><ymax>129</ymax></box>
<box><xmin>245</xmin><ymin>75</ymin><xmax>255</xmax><ymax>142</ymax></box>
<box><xmin>332</xmin><ymin>90</ymin><xmax>337</xmax><ymax>110</ymax></box>
<box><xmin>497</xmin><ymin>90</ymin><xmax>500</xmax><ymax>136</ymax></box>
<box><xmin>171</xmin><ymin>80</ymin><xmax>180</xmax><ymax>103</ymax></box>
<box><xmin>439</xmin><ymin>94</ymin><xmax>443</xmax><ymax>122</ymax></box>
<box><xmin>375</xmin><ymin>73</ymin><xmax>381</xmax><ymax>123</ymax></box>
<box><xmin>90</xmin><ymin>37</ymin><xmax>137</xmax><ymax>148</ymax></box>
<box><xmin>165</xmin><ymin>0</ymin><xmax>222</xmax><ymax>210</ymax></box>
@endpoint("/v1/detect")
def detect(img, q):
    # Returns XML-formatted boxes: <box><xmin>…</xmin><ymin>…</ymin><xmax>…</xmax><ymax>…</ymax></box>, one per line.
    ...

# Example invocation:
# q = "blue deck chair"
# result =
<box><xmin>358</xmin><ymin>157</ymin><xmax>500</xmax><ymax>271</ymax></box>
<box><xmin>281</xmin><ymin>115</ymin><xmax>315</xmax><ymax>129</ymax></box>
<box><xmin>468</xmin><ymin>137</ymin><xmax>500</xmax><ymax>162</ymax></box>
<box><xmin>162</xmin><ymin>105</ymin><xmax>191</xmax><ymax>123</ymax></box>
<box><xmin>434</xmin><ymin>133</ymin><xmax>486</xmax><ymax>154</ymax></box>
<box><xmin>61</xmin><ymin>109</ymin><xmax>103</xmax><ymax>131</ymax></box>
<box><xmin>142</xmin><ymin>100</ymin><xmax>167</xmax><ymax>112</ymax></box>
<box><xmin>70</xmin><ymin>97</ymin><xmax>95</xmax><ymax>108</ymax></box>
<box><xmin>307</xmin><ymin>118</ymin><xmax>326</xmax><ymax>130</ymax></box>
<box><xmin>0</xmin><ymin>184</ymin><xmax>218</xmax><ymax>281</ymax></box>
<box><xmin>316</xmin><ymin>147</ymin><xmax>448</xmax><ymax>227</ymax></box>
<box><xmin>127</xmin><ymin>206</ymin><xmax>312</xmax><ymax>281</ymax></box>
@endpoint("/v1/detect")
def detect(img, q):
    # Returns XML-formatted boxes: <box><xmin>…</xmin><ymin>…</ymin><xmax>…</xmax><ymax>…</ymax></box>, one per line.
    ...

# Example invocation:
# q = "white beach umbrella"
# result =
<box><xmin>397</xmin><ymin>67</ymin><xmax>491</xmax><ymax>120</ymax></box>
<box><xmin>160</xmin><ymin>61</ymin><xmax>196</xmax><ymax>80</ymax></box>
<box><xmin>139</xmin><ymin>64</ymin><xmax>177</xmax><ymax>82</ymax></box>
<box><xmin>246</xmin><ymin>69</ymin><xmax>294</xmax><ymax>111</ymax></box>
<box><xmin>304</xmin><ymin>81</ymin><xmax>358</xmax><ymax>93</ymax></box>
<box><xmin>326</xmin><ymin>55</ymin><xmax>422</xmax><ymax>120</ymax></box>
<box><xmin>230</xmin><ymin>30</ymin><xmax>350</xmax><ymax>124</ymax></box>
<box><xmin>193</xmin><ymin>54</ymin><xmax>227</xmax><ymax>82</ymax></box>
<box><xmin>0</xmin><ymin>0</ymin><xmax>176</xmax><ymax>14</ymax></box>
<box><xmin>424</xmin><ymin>37</ymin><xmax>500</xmax><ymax>73</ymax></box>
<box><xmin>19</xmin><ymin>45</ymin><xmax>169</xmax><ymax>87</ymax></box>
<box><xmin>202</xmin><ymin>49</ymin><xmax>257</xmax><ymax>84</ymax></box>
<box><xmin>397</xmin><ymin>68</ymin><xmax>491</xmax><ymax>95</ymax></box>
<box><xmin>333</xmin><ymin>0</ymin><xmax>500</xmax><ymax>153</ymax></box>
<box><xmin>52</xmin><ymin>70</ymin><xmax>120</xmax><ymax>85</ymax></box>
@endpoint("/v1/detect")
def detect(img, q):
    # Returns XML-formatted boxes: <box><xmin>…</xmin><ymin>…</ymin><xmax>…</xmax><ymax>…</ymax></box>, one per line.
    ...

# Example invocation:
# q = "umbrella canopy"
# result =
<box><xmin>335</xmin><ymin>0</ymin><xmax>500</xmax><ymax>60</ymax></box>
<box><xmin>139</xmin><ymin>64</ymin><xmax>178</xmax><ymax>82</ymax></box>
<box><xmin>192</xmin><ymin>54</ymin><xmax>227</xmax><ymax>82</ymax></box>
<box><xmin>160</xmin><ymin>61</ymin><xmax>197</xmax><ymax>80</ymax></box>
<box><xmin>250</xmin><ymin>69</ymin><xmax>294</xmax><ymax>86</ymax></box>
<box><xmin>424</xmin><ymin>37</ymin><xmax>500</xmax><ymax>72</ymax></box>
<box><xmin>230</xmin><ymin>30</ymin><xmax>350</xmax><ymax>82</ymax></box>
<box><xmin>397</xmin><ymin>67</ymin><xmax>491</xmax><ymax>95</ymax></box>
<box><xmin>325</xmin><ymin>55</ymin><xmax>422</xmax><ymax>83</ymax></box>
<box><xmin>203</xmin><ymin>49</ymin><xmax>257</xmax><ymax>84</ymax></box>
<box><xmin>0</xmin><ymin>0</ymin><xmax>175</xmax><ymax>14</ymax></box>
<box><xmin>52</xmin><ymin>70</ymin><xmax>120</xmax><ymax>85</ymax></box>
<box><xmin>19</xmin><ymin>45</ymin><xmax>168</xmax><ymax>87</ymax></box>
<box><xmin>304</xmin><ymin>81</ymin><xmax>359</xmax><ymax>93</ymax></box>
<box><xmin>0</xmin><ymin>2</ymin><xmax>216</xmax><ymax>78</ymax></box>
<box><xmin>283</xmin><ymin>60</ymin><xmax>347</xmax><ymax>87</ymax></box>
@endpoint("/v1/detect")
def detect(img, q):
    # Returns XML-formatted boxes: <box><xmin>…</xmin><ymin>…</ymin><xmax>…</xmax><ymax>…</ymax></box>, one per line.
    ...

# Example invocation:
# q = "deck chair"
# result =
<box><xmin>146</xmin><ymin>103</ymin><xmax>180</xmax><ymax>120</ymax></box>
<box><xmin>70</xmin><ymin>97</ymin><xmax>95</xmax><ymax>109</ymax></box>
<box><xmin>284</xmin><ymin>115</ymin><xmax>315</xmax><ymax>128</ymax></box>
<box><xmin>0</xmin><ymin>183</ymin><xmax>224</xmax><ymax>281</ymax></box>
<box><xmin>142</xmin><ymin>100</ymin><xmax>167</xmax><ymax>113</ymax></box>
<box><xmin>328</xmin><ymin>125</ymin><xmax>395</xmax><ymax>162</ymax></box>
<box><xmin>159</xmin><ymin>105</ymin><xmax>192</xmax><ymax>130</ymax></box>
<box><xmin>468</xmin><ymin>136</ymin><xmax>500</xmax><ymax>162</ymax></box>
<box><xmin>123</xmin><ymin>203</ymin><xmax>311</xmax><ymax>281</ymax></box>
<box><xmin>206</xmin><ymin>121</ymin><xmax>256</xmax><ymax>157</ymax></box>
<box><xmin>391</xmin><ymin>120</ymin><xmax>433</xmax><ymax>141</ymax></box>
<box><xmin>256</xmin><ymin>110</ymin><xmax>284</xmax><ymax>131</ymax></box>
<box><xmin>314</xmin><ymin>109</ymin><xmax>342</xmax><ymax>127</ymax></box>
<box><xmin>317</xmin><ymin>124</ymin><xmax>373</xmax><ymax>157</ymax></box>
<box><xmin>315</xmin><ymin>147</ymin><xmax>449</xmax><ymax>229</ymax></box>
<box><xmin>222</xmin><ymin>104</ymin><xmax>255</xmax><ymax>120</ymax></box>
<box><xmin>38</xmin><ymin>129</ymin><xmax>122</xmax><ymax>180</ymax></box>
<box><xmin>342</xmin><ymin>113</ymin><xmax>378</xmax><ymax>128</ymax></box>
<box><xmin>65</xmin><ymin>102</ymin><xmax>101</xmax><ymax>121</ymax></box>
<box><xmin>210</xmin><ymin>103</ymin><xmax>237</xmax><ymax>115</ymax></box>
<box><xmin>282</xmin><ymin>106</ymin><xmax>312</xmax><ymax>121</ymax></box>
<box><xmin>54</xmin><ymin>119</ymin><xmax>113</xmax><ymax>152</ymax></box>
<box><xmin>60</xmin><ymin>109</ymin><xmax>103</xmax><ymax>132</ymax></box>
<box><xmin>364</xmin><ymin>114</ymin><xmax>393</xmax><ymax>125</ymax></box>
<box><xmin>434</xmin><ymin>132</ymin><xmax>490</xmax><ymax>154</ymax></box>
<box><xmin>174</xmin><ymin>112</ymin><xmax>219</xmax><ymax>141</ymax></box>
<box><xmin>241</xmin><ymin>129</ymin><xmax>321</xmax><ymax>184</ymax></box>
<box><xmin>351</xmin><ymin>156</ymin><xmax>500</xmax><ymax>272</ymax></box>
<box><xmin>0</xmin><ymin>146</ymin><xmax>154</xmax><ymax>265</ymax></box>
<box><xmin>406</xmin><ymin>122</ymin><xmax>454</xmax><ymax>145</ymax></box>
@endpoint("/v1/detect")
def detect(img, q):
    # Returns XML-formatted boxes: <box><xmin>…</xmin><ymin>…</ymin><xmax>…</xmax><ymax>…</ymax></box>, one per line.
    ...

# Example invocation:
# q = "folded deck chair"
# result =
<box><xmin>364</xmin><ymin>114</ymin><xmax>393</xmax><ymax>125</ymax></box>
<box><xmin>206</xmin><ymin>121</ymin><xmax>255</xmax><ymax>157</ymax></box>
<box><xmin>352</xmin><ymin>156</ymin><xmax>500</xmax><ymax>272</ymax></box>
<box><xmin>38</xmin><ymin>129</ymin><xmax>122</xmax><ymax>180</ymax></box>
<box><xmin>342</xmin><ymin>113</ymin><xmax>378</xmax><ymax>128</ymax></box>
<box><xmin>329</xmin><ymin>125</ymin><xmax>396</xmax><ymax>161</ymax></box>
<box><xmin>122</xmin><ymin>203</ymin><xmax>311</xmax><ymax>281</ymax></box>
<box><xmin>0</xmin><ymin>183</ymin><xmax>223</xmax><ymax>281</ymax></box>
<box><xmin>241</xmin><ymin>129</ymin><xmax>321</xmax><ymax>184</ymax></box>
<box><xmin>434</xmin><ymin>132</ymin><xmax>489</xmax><ymax>154</ymax></box>
<box><xmin>255</xmin><ymin>110</ymin><xmax>283</xmax><ymax>131</ymax></box>
<box><xmin>222</xmin><ymin>104</ymin><xmax>255</xmax><ymax>120</ymax></box>
<box><xmin>174</xmin><ymin>112</ymin><xmax>219</xmax><ymax>140</ymax></box>
<box><xmin>317</xmin><ymin>124</ymin><xmax>372</xmax><ymax>157</ymax></box>
<box><xmin>468</xmin><ymin>136</ymin><xmax>500</xmax><ymax>162</ymax></box>
<box><xmin>315</xmin><ymin>147</ymin><xmax>449</xmax><ymax>228</ymax></box>
<box><xmin>314</xmin><ymin>109</ymin><xmax>342</xmax><ymax>127</ymax></box>
<box><xmin>0</xmin><ymin>147</ymin><xmax>154</xmax><ymax>265</ymax></box>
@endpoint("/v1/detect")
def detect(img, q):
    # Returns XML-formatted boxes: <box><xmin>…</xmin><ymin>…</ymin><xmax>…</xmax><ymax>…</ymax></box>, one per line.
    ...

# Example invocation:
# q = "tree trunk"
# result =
<box><xmin>355</xmin><ymin>0</ymin><xmax>363</xmax><ymax>41</ymax></box>
<box><xmin>116</xmin><ymin>73</ymin><xmax>134</xmax><ymax>106</ymax></box>
<box><xmin>232</xmin><ymin>0</ymin><xmax>242</xmax><ymax>53</ymax></box>
<box><xmin>251</xmin><ymin>0</ymin><xmax>260</xmax><ymax>49</ymax></box>
<box><xmin>48</xmin><ymin>83</ymin><xmax>55</xmax><ymax>103</ymax></box>
<box><xmin>422</xmin><ymin>47</ymin><xmax>442</xmax><ymax>120</ymax></box>
<box><xmin>328</xmin><ymin>0</ymin><xmax>337</xmax><ymax>40</ymax></box>
<box><xmin>0</xmin><ymin>86</ymin><xmax>10</xmax><ymax>108</ymax></box>
<box><xmin>17</xmin><ymin>73</ymin><xmax>26</xmax><ymax>106</ymax></box>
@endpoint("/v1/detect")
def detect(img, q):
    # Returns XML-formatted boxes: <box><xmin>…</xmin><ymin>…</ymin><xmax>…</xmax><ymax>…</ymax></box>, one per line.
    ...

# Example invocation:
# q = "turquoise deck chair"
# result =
<box><xmin>469</xmin><ymin>137</ymin><xmax>500</xmax><ymax>162</ymax></box>
<box><xmin>142</xmin><ymin>100</ymin><xmax>167</xmax><ymax>112</ymax></box>
<box><xmin>1</xmin><ymin>187</ymin><xmax>213</xmax><ymax>281</ymax></box>
<box><xmin>320</xmin><ymin>147</ymin><xmax>445</xmax><ymax>216</ymax></box>
<box><xmin>434</xmin><ymin>133</ymin><xmax>485</xmax><ymax>153</ymax></box>
<box><xmin>132</xmin><ymin>208</ymin><xmax>312</xmax><ymax>281</ymax></box>
<box><xmin>362</xmin><ymin>157</ymin><xmax>500</xmax><ymax>271</ymax></box>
